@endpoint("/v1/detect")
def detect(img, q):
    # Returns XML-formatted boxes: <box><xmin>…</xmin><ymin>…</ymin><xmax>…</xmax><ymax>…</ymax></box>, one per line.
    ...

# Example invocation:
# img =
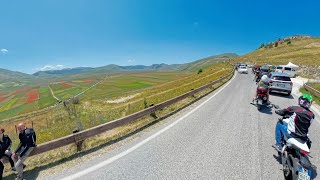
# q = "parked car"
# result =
<box><xmin>238</xmin><ymin>66</ymin><xmax>248</xmax><ymax>74</ymax></box>
<box><xmin>268</xmin><ymin>72</ymin><xmax>293</xmax><ymax>95</ymax></box>
<box><xmin>275</xmin><ymin>65</ymin><xmax>297</xmax><ymax>78</ymax></box>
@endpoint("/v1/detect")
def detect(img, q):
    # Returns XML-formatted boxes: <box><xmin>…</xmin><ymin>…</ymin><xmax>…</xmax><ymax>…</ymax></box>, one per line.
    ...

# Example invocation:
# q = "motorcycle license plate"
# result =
<box><xmin>258</xmin><ymin>99</ymin><xmax>262</xmax><ymax>104</ymax></box>
<box><xmin>298</xmin><ymin>167</ymin><xmax>310</xmax><ymax>180</ymax></box>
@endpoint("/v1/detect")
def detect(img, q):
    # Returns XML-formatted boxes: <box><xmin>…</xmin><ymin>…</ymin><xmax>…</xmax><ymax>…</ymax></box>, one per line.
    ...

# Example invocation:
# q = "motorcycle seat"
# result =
<box><xmin>286</xmin><ymin>138</ymin><xmax>310</xmax><ymax>152</ymax></box>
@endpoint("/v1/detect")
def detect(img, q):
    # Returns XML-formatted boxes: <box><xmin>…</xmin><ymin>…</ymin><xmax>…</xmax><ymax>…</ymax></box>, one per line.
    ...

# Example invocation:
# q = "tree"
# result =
<box><xmin>275</xmin><ymin>41</ymin><xmax>279</xmax><ymax>47</ymax></box>
<box><xmin>259</xmin><ymin>43</ymin><xmax>265</xmax><ymax>49</ymax></box>
<box><xmin>287</xmin><ymin>40</ymin><xmax>291</xmax><ymax>45</ymax></box>
<box><xmin>197</xmin><ymin>69</ymin><xmax>203</xmax><ymax>74</ymax></box>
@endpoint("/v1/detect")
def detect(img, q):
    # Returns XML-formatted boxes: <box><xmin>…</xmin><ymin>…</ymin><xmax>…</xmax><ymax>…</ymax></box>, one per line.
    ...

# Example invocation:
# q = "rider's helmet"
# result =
<box><xmin>298</xmin><ymin>94</ymin><xmax>313</xmax><ymax>109</ymax></box>
<box><xmin>261</xmin><ymin>75</ymin><xmax>269</xmax><ymax>83</ymax></box>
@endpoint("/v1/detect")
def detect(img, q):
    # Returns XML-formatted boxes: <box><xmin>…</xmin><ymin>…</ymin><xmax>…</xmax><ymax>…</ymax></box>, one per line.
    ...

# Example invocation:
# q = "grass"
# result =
<box><xmin>300</xmin><ymin>86</ymin><xmax>320</xmax><ymax>105</ymax></box>
<box><xmin>232</xmin><ymin>37</ymin><xmax>320</xmax><ymax>66</ymax></box>
<box><xmin>309</xmin><ymin>83</ymin><xmax>320</xmax><ymax>92</ymax></box>
<box><xmin>2</xmin><ymin>68</ymin><xmax>232</xmax><ymax>179</ymax></box>
<box><xmin>38</xmin><ymin>87</ymin><xmax>57</xmax><ymax>109</ymax></box>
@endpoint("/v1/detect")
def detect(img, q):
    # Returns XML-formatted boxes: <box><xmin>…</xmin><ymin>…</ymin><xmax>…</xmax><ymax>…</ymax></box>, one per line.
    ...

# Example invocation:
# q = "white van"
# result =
<box><xmin>275</xmin><ymin>66</ymin><xmax>297</xmax><ymax>78</ymax></box>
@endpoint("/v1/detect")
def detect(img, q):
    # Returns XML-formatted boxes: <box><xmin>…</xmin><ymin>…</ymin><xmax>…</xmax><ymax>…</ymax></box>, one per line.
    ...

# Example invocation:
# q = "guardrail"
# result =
<box><xmin>29</xmin><ymin>67</ymin><xmax>235</xmax><ymax>156</ymax></box>
<box><xmin>304</xmin><ymin>83</ymin><xmax>320</xmax><ymax>98</ymax></box>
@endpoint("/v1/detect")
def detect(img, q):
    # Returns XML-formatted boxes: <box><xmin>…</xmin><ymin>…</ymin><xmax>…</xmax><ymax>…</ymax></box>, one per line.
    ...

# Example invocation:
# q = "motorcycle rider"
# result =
<box><xmin>272</xmin><ymin>94</ymin><xmax>315</xmax><ymax>152</ymax></box>
<box><xmin>252</xmin><ymin>74</ymin><xmax>270</xmax><ymax>104</ymax></box>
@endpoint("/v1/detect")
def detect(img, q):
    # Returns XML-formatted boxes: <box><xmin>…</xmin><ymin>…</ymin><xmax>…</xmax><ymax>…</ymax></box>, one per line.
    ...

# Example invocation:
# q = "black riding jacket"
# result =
<box><xmin>15</xmin><ymin>128</ymin><xmax>37</xmax><ymax>157</ymax></box>
<box><xmin>276</xmin><ymin>106</ymin><xmax>315</xmax><ymax>141</ymax></box>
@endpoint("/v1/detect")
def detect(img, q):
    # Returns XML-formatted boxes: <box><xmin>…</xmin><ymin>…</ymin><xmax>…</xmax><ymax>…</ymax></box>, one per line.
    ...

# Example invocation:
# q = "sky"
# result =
<box><xmin>0</xmin><ymin>0</ymin><xmax>320</xmax><ymax>74</ymax></box>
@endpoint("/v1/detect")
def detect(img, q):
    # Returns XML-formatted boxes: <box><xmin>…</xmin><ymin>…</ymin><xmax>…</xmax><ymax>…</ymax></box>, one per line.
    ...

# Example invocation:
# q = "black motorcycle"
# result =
<box><xmin>274</xmin><ymin>111</ymin><xmax>313</xmax><ymax>180</ymax></box>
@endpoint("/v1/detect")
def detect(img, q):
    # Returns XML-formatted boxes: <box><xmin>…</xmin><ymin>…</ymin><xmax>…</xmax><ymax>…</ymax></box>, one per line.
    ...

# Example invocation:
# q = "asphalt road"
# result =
<box><xmin>41</xmin><ymin>72</ymin><xmax>320</xmax><ymax>180</ymax></box>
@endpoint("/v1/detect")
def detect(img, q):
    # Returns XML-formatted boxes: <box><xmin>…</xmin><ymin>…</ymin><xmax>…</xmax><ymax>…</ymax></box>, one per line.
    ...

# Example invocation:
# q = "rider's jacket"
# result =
<box><xmin>277</xmin><ymin>106</ymin><xmax>315</xmax><ymax>141</ymax></box>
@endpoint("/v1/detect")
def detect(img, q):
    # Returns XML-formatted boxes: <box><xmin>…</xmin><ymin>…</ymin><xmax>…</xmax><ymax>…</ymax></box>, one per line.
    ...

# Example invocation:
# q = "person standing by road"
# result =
<box><xmin>12</xmin><ymin>123</ymin><xmax>36</xmax><ymax>180</ymax></box>
<box><xmin>0</xmin><ymin>142</ymin><xmax>5</xmax><ymax>180</ymax></box>
<box><xmin>0</xmin><ymin>128</ymin><xmax>15</xmax><ymax>171</ymax></box>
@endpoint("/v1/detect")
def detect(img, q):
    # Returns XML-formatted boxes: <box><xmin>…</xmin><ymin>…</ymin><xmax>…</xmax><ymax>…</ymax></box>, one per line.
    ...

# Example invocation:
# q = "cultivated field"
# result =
<box><xmin>0</xmin><ymin>79</ymin><xmax>99</xmax><ymax>119</ymax></box>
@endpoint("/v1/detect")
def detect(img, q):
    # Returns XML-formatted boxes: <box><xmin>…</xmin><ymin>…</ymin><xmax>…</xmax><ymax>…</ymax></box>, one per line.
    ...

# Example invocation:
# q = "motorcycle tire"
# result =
<box><xmin>283</xmin><ymin>158</ymin><xmax>293</xmax><ymax>180</ymax></box>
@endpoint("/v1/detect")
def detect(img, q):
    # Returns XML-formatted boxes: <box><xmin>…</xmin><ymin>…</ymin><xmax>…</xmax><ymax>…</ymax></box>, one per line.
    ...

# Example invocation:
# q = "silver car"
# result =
<box><xmin>269</xmin><ymin>72</ymin><xmax>292</xmax><ymax>95</ymax></box>
<box><xmin>238</xmin><ymin>66</ymin><xmax>248</xmax><ymax>74</ymax></box>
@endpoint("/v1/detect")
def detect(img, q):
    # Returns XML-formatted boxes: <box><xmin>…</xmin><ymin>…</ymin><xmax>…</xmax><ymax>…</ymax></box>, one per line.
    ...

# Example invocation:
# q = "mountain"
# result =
<box><xmin>0</xmin><ymin>68</ymin><xmax>37</xmax><ymax>91</ymax></box>
<box><xmin>178</xmin><ymin>53</ymin><xmax>238</xmax><ymax>71</ymax></box>
<box><xmin>33</xmin><ymin>67</ymin><xmax>93</xmax><ymax>76</ymax></box>
<box><xmin>32</xmin><ymin>53</ymin><xmax>238</xmax><ymax>78</ymax></box>
<box><xmin>0</xmin><ymin>52</ymin><xmax>238</xmax><ymax>88</ymax></box>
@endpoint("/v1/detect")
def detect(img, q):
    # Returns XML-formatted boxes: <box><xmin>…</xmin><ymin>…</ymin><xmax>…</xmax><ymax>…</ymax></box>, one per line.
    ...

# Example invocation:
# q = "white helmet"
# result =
<box><xmin>261</xmin><ymin>75</ymin><xmax>269</xmax><ymax>83</ymax></box>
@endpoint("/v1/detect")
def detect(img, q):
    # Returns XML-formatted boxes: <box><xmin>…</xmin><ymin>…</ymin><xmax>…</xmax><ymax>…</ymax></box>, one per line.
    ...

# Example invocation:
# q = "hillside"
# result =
<box><xmin>233</xmin><ymin>37</ymin><xmax>320</xmax><ymax>78</ymax></box>
<box><xmin>179</xmin><ymin>53</ymin><xmax>238</xmax><ymax>71</ymax></box>
<box><xmin>32</xmin><ymin>53</ymin><xmax>238</xmax><ymax>79</ymax></box>
<box><xmin>0</xmin><ymin>68</ymin><xmax>37</xmax><ymax>91</ymax></box>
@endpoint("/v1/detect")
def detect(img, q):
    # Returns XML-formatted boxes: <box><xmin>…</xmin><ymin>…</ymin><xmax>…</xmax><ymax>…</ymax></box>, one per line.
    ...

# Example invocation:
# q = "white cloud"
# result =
<box><xmin>0</xmin><ymin>49</ymin><xmax>8</xmax><ymax>54</ymax></box>
<box><xmin>38</xmin><ymin>65</ymin><xmax>65</xmax><ymax>71</ymax></box>
<box><xmin>128</xmin><ymin>59</ymin><xmax>135</xmax><ymax>63</ymax></box>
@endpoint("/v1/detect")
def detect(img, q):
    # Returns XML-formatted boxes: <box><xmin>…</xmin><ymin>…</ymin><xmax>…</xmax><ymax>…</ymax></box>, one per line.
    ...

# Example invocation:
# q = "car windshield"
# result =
<box><xmin>284</xmin><ymin>67</ymin><xmax>292</xmax><ymax>70</ymax></box>
<box><xmin>272</xmin><ymin>76</ymin><xmax>291</xmax><ymax>81</ymax></box>
<box><xmin>276</xmin><ymin>67</ymin><xmax>283</xmax><ymax>69</ymax></box>
<box><xmin>261</xmin><ymin>69</ymin><xmax>268</xmax><ymax>72</ymax></box>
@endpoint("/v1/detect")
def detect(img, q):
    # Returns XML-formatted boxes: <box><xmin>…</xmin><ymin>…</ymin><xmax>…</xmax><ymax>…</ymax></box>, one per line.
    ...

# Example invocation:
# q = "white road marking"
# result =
<box><xmin>61</xmin><ymin>72</ymin><xmax>237</xmax><ymax>180</ymax></box>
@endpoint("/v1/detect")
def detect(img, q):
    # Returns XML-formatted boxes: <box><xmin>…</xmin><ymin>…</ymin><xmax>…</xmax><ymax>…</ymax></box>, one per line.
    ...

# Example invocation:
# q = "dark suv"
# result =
<box><xmin>268</xmin><ymin>72</ymin><xmax>293</xmax><ymax>95</ymax></box>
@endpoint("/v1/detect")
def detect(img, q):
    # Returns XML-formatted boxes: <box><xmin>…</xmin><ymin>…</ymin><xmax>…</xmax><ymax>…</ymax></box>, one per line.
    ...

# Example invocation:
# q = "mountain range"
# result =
<box><xmin>0</xmin><ymin>53</ymin><xmax>238</xmax><ymax>89</ymax></box>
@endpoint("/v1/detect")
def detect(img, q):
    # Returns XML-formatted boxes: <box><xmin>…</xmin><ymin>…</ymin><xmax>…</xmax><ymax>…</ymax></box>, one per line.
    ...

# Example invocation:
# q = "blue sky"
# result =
<box><xmin>0</xmin><ymin>0</ymin><xmax>319</xmax><ymax>74</ymax></box>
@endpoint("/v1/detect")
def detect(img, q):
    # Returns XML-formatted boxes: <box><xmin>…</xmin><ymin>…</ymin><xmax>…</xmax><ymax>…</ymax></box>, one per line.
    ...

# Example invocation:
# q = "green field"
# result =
<box><xmin>38</xmin><ymin>87</ymin><xmax>57</xmax><ymax>109</ymax></box>
<box><xmin>83</xmin><ymin>72</ymin><xmax>189</xmax><ymax>101</ymax></box>
<box><xmin>50</xmin><ymin>81</ymin><xmax>95</xmax><ymax>100</ymax></box>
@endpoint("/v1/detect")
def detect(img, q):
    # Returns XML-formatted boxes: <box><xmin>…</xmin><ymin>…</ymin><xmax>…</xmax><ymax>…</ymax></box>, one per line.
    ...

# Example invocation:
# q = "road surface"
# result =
<box><xmin>37</xmin><ymin>72</ymin><xmax>320</xmax><ymax>180</ymax></box>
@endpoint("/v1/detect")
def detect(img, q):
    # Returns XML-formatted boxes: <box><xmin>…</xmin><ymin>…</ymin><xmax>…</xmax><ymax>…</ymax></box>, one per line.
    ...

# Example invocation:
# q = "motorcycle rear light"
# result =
<box><xmin>301</xmin><ymin>150</ymin><xmax>309</xmax><ymax>155</ymax></box>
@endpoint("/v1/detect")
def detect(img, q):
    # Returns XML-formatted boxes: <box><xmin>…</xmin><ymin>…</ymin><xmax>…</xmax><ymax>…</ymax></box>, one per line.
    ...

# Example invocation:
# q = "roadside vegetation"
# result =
<box><xmin>300</xmin><ymin>83</ymin><xmax>320</xmax><ymax>105</ymax></box>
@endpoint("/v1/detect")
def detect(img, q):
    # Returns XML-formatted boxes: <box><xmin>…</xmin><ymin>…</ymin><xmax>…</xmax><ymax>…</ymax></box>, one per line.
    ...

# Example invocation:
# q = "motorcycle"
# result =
<box><xmin>275</xmin><ymin>111</ymin><xmax>313</xmax><ymax>180</ymax></box>
<box><xmin>254</xmin><ymin>72</ymin><xmax>261</xmax><ymax>82</ymax></box>
<box><xmin>255</xmin><ymin>86</ymin><xmax>268</xmax><ymax>110</ymax></box>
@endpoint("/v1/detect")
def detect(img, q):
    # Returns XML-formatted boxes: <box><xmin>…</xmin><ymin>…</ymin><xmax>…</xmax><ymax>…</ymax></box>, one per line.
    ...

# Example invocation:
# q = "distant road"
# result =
<box><xmin>48</xmin><ymin>84</ymin><xmax>60</xmax><ymax>102</ymax></box>
<box><xmin>38</xmin><ymin>73</ymin><xmax>320</xmax><ymax>180</ymax></box>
